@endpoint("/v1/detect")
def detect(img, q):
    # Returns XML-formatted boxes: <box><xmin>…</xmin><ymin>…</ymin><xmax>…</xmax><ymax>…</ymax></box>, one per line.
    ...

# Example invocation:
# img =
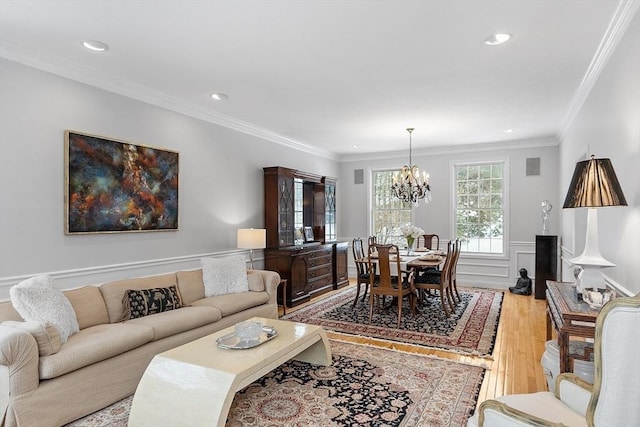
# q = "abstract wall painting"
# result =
<box><xmin>65</xmin><ymin>131</ymin><xmax>179</xmax><ymax>234</ymax></box>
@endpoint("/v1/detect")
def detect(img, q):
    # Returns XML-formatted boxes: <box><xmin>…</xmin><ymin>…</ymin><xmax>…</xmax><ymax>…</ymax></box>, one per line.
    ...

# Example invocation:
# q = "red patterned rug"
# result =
<box><xmin>283</xmin><ymin>286</ymin><xmax>503</xmax><ymax>356</ymax></box>
<box><xmin>66</xmin><ymin>340</ymin><xmax>485</xmax><ymax>426</ymax></box>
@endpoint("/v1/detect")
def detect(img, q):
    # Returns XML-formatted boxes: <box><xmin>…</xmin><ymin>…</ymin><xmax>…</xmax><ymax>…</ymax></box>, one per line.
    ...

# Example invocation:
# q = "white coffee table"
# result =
<box><xmin>128</xmin><ymin>317</ymin><xmax>332</xmax><ymax>427</ymax></box>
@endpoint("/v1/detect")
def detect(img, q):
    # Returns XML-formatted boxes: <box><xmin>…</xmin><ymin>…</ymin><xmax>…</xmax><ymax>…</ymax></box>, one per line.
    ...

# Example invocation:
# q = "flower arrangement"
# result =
<box><xmin>400</xmin><ymin>224</ymin><xmax>425</xmax><ymax>240</ymax></box>
<box><xmin>399</xmin><ymin>224</ymin><xmax>424</xmax><ymax>254</ymax></box>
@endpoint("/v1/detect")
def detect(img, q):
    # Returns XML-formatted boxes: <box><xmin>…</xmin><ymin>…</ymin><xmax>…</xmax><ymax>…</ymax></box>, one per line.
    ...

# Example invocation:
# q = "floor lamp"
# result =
<box><xmin>237</xmin><ymin>228</ymin><xmax>266</xmax><ymax>270</ymax></box>
<box><xmin>562</xmin><ymin>156</ymin><xmax>627</xmax><ymax>296</ymax></box>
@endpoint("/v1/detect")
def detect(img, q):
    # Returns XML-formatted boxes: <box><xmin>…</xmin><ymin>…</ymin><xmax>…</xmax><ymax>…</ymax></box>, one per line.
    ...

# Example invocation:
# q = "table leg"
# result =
<box><xmin>558</xmin><ymin>332</ymin><xmax>569</xmax><ymax>373</ymax></box>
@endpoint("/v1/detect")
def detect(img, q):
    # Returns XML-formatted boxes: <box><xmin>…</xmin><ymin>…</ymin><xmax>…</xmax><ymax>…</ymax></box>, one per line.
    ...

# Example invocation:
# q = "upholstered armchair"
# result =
<box><xmin>467</xmin><ymin>293</ymin><xmax>640</xmax><ymax>427</ymax></box>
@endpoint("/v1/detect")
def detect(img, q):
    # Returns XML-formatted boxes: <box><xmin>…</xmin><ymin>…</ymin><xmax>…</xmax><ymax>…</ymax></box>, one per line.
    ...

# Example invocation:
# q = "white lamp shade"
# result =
<box><xmin>237</xmin><ymin>228</ymin><xmax>266</xmax><ymax>249</ymax></box>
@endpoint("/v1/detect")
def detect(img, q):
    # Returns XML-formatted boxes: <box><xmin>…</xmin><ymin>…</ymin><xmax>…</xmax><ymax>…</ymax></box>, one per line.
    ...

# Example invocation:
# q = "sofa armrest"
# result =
<box><xmin>0</xmin><ymin>325</ymin><xmax>41</xmax><ymax>415</ymax></box>
<box><xmin>253</xmin><ymin>270</ymin><xmax>281</xmax><ymax>306</ymax></box>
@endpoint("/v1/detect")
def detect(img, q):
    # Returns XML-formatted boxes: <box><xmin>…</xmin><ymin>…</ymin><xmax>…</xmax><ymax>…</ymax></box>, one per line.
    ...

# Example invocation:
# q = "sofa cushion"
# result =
<box><xmin>124</xmin><ymin>305</ymin><xmax>222</xmax><ymax>340</ymax></box>
<box><xmin>39</xmin><ymin>323</ymin><xmax>154</xmax><ymax>380</ymax></box>
<box><xmin>191</xmin><ymin>291</ymin><xmax>269</xmax><ymax>317</ymax></box>
<box><xmin>176</xmin><ymin>269</ymin><xmax>205</xmax><ymax>305</ymax></box>
<box><xmin>64</xmin><ymin>286</ymin><xmax>109</xmax><ymax>329</ymax></box>
<box><xmin>2</xmin><ymin>320</ymin><xmax>61</xmax><ymax>356</ymax></box>
<box><xmin>0</xmin><ymin>300</ymin><xmax>22</xmax><ymax>322</ymax></box>
<box><xmin>122</xmin><ymin>286</ymin><xmax>182</xmax><ymax>321</ymax></box>
<box><xmin>99</xmin><ymin>273</ymin><xmax>177</xmax><ymax>323</ymax></box>
<box><xmin>10</xmin><ymin>275</ymin><xmax>79</xmax><ymax>343</ymax></box>
<box><xmin>201</xmin><ymin>255</ymin><xmax>248</xmax><ymax>297</ymax></box>
<box><xmin>247</xmin><ymin>270</ymin><xmax>266</xmax><ymax>292</ymax></box>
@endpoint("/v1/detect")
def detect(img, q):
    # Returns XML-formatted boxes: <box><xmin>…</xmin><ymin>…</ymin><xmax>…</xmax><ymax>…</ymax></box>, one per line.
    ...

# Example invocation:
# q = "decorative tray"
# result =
<box><xmin>216</xmin><ymin>326</ymin><xmax>278</xmax><ymax>350</ymax></box>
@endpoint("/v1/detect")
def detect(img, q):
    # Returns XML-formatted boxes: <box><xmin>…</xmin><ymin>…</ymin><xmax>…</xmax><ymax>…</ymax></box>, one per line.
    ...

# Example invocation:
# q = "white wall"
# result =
<box><xmin>559</xmin><ymin>11</ymin><xmax>640</xmax><ymax>296</ymax></box>
<box><xmin>339</xmin><ymin>141</ymin><xmax>560</xmax><ymax>289</ymax></box>
<box><xmin>0</xmin><ymin>59</ymin><xmax>339</xmax><ymax>298</ymax></box>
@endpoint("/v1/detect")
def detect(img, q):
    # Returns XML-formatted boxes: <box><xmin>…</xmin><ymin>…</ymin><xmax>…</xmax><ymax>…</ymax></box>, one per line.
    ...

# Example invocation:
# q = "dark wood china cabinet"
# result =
<box><xmin>264</xmin><ymin>167</ymin><xmax>348</xmax><ymax>308</ymax></box>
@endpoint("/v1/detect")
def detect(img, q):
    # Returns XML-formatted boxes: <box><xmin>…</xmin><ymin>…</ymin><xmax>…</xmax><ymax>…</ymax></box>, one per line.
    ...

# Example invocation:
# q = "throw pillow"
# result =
<box><xmin>121</xmin><ymin>286</ymin><xmax>182</xmax><ymax>320</ymax></box>
<box><xmin>2</xmin><ymin>320</ymin><xmax>62</xmax><ymax>356</ymax></box>
<box><xmin>201</xmin><ymin>255</ymin><xmax>249</xmax><ymax>297</ymax></box>
<box><xmin>10</xmin><ymin>275</ymin><xmax>80</xmax><ymax>343</ymax></box>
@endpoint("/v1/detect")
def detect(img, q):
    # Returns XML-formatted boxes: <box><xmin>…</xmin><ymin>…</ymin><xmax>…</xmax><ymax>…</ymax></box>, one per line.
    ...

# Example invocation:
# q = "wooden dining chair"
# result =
<box><xmin>352</xmin><ymin>238</ymin><xmax>376</xmax><ymax>306</ymax></box>
<box><xmin>368</xmin><ymin>243</ymin><xmax>415</xmax><ymax>328</ymax></box>
<box><xmin>418</xmin><ymin>234</ymin><xmax>440</xmax><ymax>250</ymax></box>
<box><xmin>412</xmin><ymin>241</ymin><xmax>455</xmax><ymax>317</ymax></box>
<box><xmin>449</xmin><ymin>238</ymin><xmax>462</xmax><ymax>303</ymax></box>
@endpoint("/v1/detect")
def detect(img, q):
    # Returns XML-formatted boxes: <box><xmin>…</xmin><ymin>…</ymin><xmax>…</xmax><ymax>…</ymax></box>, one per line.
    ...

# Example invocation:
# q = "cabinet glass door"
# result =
<box><xmin>325</xmin><ymin>182</ymin><xmax>336</xmax><ymax>241</ymax></box>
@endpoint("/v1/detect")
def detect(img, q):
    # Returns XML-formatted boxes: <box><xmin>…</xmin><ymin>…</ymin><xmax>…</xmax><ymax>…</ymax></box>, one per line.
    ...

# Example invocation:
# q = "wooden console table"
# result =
<box><xmin>546</xmin><ymin>280</ymin><xmax>599</xmax><ymax>373</ymax></box>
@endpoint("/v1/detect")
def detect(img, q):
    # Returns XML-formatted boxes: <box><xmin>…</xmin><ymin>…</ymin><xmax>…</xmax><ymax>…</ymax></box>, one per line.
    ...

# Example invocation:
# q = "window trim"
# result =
<box><xmin>449</xmin><ymin>158</ymin><xmax>510</xmax><ymax>260</ymax></box>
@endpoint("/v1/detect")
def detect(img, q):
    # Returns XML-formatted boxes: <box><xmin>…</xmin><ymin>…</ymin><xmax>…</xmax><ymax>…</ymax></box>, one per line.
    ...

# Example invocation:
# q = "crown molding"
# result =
<box><xmin>0</xmin><ymin>41</ymin><xmax>337</xmax><ymax>161</ymax></box>
<box><xmin>339</xmin><ymin>136</ymin><xmax>559</xmax><ymax>163</ymax></box>
<box><xmin>558</xmin><ymin>0</ymin><xmax>640</xmax><ymax>141</ymax></box>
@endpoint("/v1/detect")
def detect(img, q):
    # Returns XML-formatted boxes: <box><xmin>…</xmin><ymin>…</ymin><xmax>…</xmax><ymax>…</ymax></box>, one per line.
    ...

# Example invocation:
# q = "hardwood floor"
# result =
<box><xmin>280</xmin><ymin>280</ymin><xmax>550</xmax><ymax>407</ymax></box>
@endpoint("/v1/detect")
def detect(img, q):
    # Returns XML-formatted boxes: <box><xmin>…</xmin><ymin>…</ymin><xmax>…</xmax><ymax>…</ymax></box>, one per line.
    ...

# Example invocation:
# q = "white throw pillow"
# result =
<box><xmin>9</xmin><ymin>275</ymin><xmax>79</xmax><ymax>343</ymax></box>
<box><xmin>201</xmin><ymin>255</ymin><xmax>249</xmax><ymax>297</ymax></box>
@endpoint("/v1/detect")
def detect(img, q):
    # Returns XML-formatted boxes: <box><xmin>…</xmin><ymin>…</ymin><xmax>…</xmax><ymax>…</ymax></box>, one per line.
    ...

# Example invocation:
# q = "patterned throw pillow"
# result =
<box><xmin>121</xmin><ymin>286</ymin><xmax>182</xmax><ymax>320</ymax></box>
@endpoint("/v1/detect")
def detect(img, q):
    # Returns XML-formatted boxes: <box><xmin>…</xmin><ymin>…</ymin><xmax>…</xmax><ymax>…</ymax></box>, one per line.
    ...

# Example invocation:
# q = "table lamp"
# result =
<box><xmin>562</xmin><ymin>156</ymin><xmax>627</xmax><ymax>296</ymax></box>
<box><xmin>237</xmin><ymin>228</ymin><xmax>266</xmax><ymax>270</ymax></box>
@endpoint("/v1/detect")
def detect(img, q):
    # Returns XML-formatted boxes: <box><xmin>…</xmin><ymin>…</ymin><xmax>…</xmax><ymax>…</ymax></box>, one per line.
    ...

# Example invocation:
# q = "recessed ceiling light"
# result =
<box><xmin>211</xmin><ymin>93</ymin><xmax>229</xmax><ymax>101</ymax></box>
<box><xmin>503</xmin><ymin>128</ymin><xmax>514</xmax><ymax>133</ymax></box>
<box><xmin>353</xmin><ymin>144</ymin><xmax>359</xmax><ymax>148</ymax></box>
<box><xmin>82</xmin><ymin>40</ymin><xmax>109</xmax><ymax>52</ymax></box>
<box><xmin>484</xmin><ymin>33</ymin><xmax>511</xmax><ymax>46</ymax></box>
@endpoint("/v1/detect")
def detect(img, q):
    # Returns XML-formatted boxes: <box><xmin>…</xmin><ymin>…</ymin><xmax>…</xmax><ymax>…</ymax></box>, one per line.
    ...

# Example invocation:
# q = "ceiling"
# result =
<box><xmin>0</xmin><ymin>1</ymin><xmax>633</xmax><ymax>160</ymax></box>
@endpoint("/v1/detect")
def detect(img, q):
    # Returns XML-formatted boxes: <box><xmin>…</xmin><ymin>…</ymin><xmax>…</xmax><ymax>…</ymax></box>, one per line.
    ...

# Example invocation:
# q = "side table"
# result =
<box><xmin>545</xmin><ymin>280</ymin><xmax>599</xmax><ymax>373</ymax></box>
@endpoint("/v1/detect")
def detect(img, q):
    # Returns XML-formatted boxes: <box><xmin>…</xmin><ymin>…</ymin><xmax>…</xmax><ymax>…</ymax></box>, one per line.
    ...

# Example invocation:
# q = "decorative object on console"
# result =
<box><xmin>562</xmin><ymin>156</ymin><xmax>627</xmax><ymax>296</ymax></box>
<box><xmin>65</xmin><ymin>130</ymin><xmax>179</xmax><ymax>234</ymax></box>
<box><xmin>582</xmin><ymin>288</ymin><xmax>616</xmax><ymax>309</ymax></box>
<box><xmin>391</xmin><ymin>128</ymin><xmax>431</xmax><ymax>206</ymax></box>
<box><xmin>237</xmin><ymin>228</ymin><xmax>266</xmax><ymax>269</ymax></box>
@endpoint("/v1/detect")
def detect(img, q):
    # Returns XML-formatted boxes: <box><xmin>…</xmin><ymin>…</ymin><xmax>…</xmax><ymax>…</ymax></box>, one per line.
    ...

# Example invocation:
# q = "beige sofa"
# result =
<box><xmin>0</xmin><ymin>268</ymin><xmax>280</xmax><ymax>427</ymax></box>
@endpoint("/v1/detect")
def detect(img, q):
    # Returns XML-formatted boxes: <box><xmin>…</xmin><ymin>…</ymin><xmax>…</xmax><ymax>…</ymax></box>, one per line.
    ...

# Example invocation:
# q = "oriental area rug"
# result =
<box><xmin>282</xmin><ymin>286</ymin><xmax>503</xmax><ymax>356</ymax></box>
<box><xmin>65</xmin><ymin>340</ymin><xmax>485</xmax><ymax>427</ymax></box>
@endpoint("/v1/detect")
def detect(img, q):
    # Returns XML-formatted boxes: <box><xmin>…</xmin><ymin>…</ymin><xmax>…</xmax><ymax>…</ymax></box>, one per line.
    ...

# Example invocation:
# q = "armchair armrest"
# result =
<box><xmin>556</xmin><ymin>373</ymin><xmax>593</xmax><ymax>416</ymax></box>
<box><xmin>476</xmin><ymin>400</ymin><xmax>562</xmax><ymax>427</ymax></box>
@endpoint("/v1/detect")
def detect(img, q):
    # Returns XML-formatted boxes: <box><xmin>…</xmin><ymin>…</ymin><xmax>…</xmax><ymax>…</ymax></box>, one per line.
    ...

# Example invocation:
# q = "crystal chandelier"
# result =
<box><xmin>391</xmin><ymin>128</ymin><xmax>431</xmax><ymax>206</ymax></box>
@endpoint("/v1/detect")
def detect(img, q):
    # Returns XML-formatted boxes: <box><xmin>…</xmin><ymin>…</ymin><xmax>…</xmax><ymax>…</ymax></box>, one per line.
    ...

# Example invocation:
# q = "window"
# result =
<box><xmin>371</xmin><ymin>170</ymin><xmax>412</xmax><ymax>245</ymax></box>
<box><xmin>454</xmin><ymin>162</ymin><xmax>506</xmax><ymax>254</ymax></box>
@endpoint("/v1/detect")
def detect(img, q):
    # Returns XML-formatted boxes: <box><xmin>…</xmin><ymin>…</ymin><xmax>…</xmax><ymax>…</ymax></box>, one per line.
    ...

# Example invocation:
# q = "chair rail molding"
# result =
<box><xmin>0</xmin><ymin>249</ymin><xmax>263</xmax><ymax>300</ymax></box>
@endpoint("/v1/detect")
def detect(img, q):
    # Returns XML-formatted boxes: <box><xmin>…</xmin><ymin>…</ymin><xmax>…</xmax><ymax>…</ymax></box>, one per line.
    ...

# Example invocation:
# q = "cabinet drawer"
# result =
<box><xmin>309</xmin><ymin>264</ymin><xmax>333</xmax><ymax>278</ymax></box>
<box><xmin>309</xmin><ymin>274</ymin><xmax>333</xmax><ymax>289</ymax></box>
<box><xmin>309</xmin><ymin>246</ymin><xmax>333</xmax><ymax>256</ymax></box>
<box><xmin>308</xmin><ymin>254</ymin><xmax>332</xmax><ymax>267</ymax></box>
